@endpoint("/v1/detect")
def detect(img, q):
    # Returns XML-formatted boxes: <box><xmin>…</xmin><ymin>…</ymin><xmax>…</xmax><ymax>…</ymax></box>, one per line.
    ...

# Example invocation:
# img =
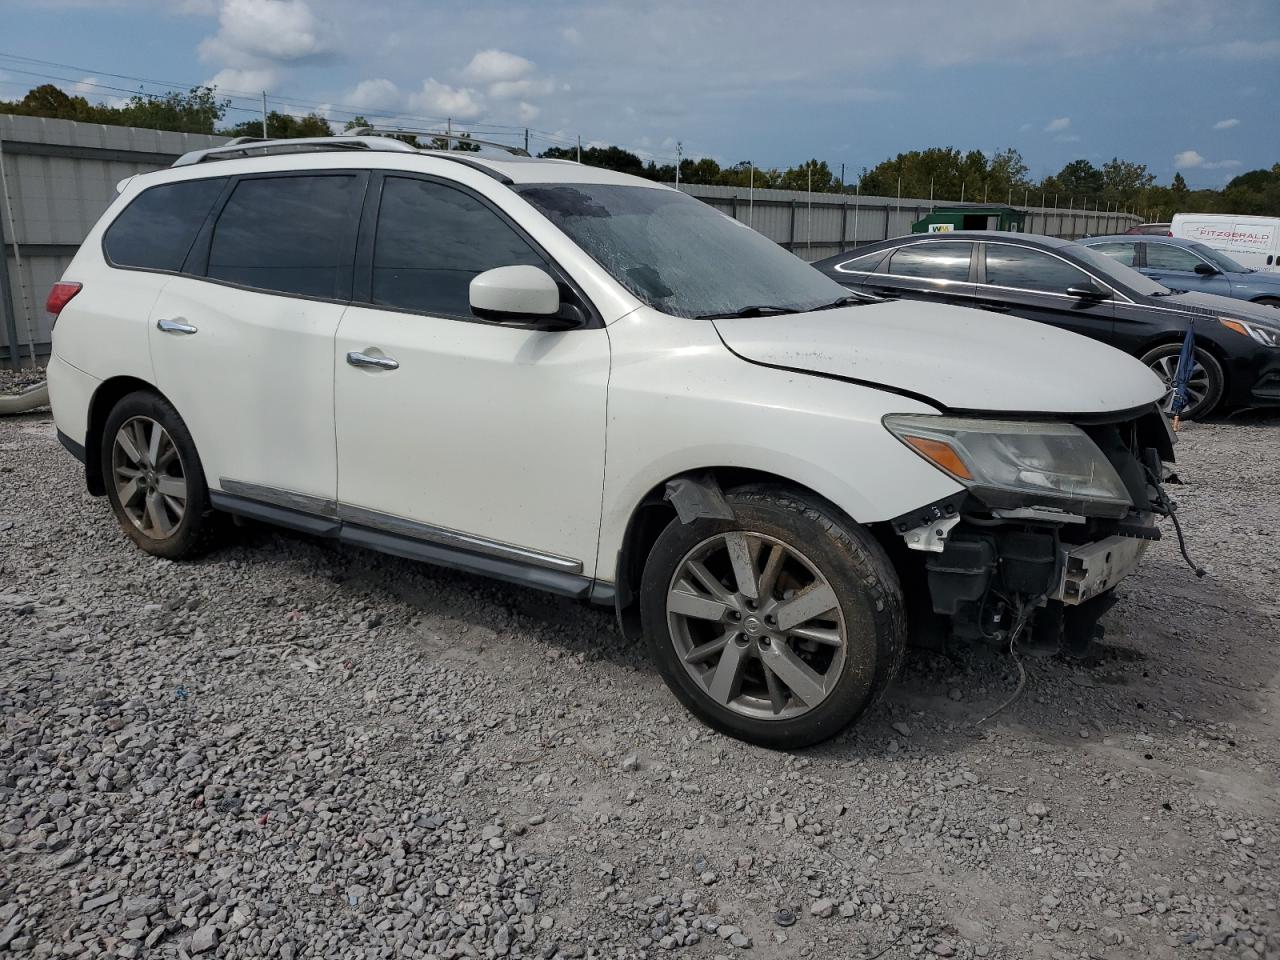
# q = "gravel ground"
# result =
<box><xmin>2</xmin><ymin>409</ymin><xmax>1277</xmax><ymax>960</ymax></box>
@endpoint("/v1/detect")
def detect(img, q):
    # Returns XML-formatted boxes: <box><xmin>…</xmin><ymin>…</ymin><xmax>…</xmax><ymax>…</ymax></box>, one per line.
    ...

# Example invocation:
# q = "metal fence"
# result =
<box><xmin>0</xmin><ymin>115</ymin><xmax>229</xmax><ymax>367</ymax></box>
<box><xmin>2</xmin><ymin>114</ymin><xmax>1140</xmax><ymax>368</ymax></box>
<box><xmin>675</xmin><ymin>183</ymin><xmax>1141</xmax><ymax>263</ymax></box>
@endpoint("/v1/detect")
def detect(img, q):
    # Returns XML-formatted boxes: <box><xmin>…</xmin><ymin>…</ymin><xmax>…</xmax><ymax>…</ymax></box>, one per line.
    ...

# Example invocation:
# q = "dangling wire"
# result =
<box><xmin>976</xmin><ymin>597</ymin><xmax>1037</xmax><ymax>725</ymax></box>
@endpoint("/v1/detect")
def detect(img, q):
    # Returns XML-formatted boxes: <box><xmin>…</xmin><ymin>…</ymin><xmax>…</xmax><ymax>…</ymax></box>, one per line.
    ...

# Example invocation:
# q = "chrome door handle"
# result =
<box><xmin>156</xmin><ymin>318</ymin><xmax>197</xmax><ymax>335</ymax></box>
<box><xmin>346</xmin><ymin>351</ymin><xmax>399</xmax><ymax>371</ymax></box>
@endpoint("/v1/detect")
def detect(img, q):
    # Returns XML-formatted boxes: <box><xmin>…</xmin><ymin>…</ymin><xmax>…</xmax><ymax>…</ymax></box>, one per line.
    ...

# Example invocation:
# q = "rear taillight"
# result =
<box><xmin>46</xmin><ymin>282</ymin><xmax>82</xmax><ymax>317</ymax></box>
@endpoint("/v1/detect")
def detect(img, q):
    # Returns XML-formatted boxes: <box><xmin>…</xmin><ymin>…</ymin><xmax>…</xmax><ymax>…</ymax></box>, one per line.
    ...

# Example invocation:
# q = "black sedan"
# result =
<box><xmin>812</xmin><ymin>231</ymin><xmax>1280</xmax><ymax>419</ymax></box>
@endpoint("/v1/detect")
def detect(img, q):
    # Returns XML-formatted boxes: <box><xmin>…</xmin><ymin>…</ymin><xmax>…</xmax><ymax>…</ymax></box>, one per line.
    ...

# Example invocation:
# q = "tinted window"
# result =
<box><xmin>887</xmin><ymin>242</ymin><xmax>972</xmax><ymax>281</ymax></box>
<box><xmin>373</xmin><ymin>177</ymin><xmax>546</xmax><ymax>316</ymax></box>
<box><xmin>207</xmin><ymin>175</ymin><xmax>362</xmax><ymax>298</ymax></box>
<box><xmin>1088</xmin><ymin>241</ymin><xmax>1138</xmax><ymax>267</ymax></box>
<box><xmin>1145</xmin><ymin>243</ymin><xmax>1204</xmax><ymax>272</ymax></box>
<box><xmin>834</xmin><ymin>249</ymin><xmax>888</xmax><ymax>273</ymax></box>
<box><xmin>104</xmin><ymin>178</ymin><xmax>225</xmax><ymax>271</ymax></box>
<box><xmin>985</xmin><ymin>245</ymin><xmax>1088</xmax><ymax>293</ymax></box>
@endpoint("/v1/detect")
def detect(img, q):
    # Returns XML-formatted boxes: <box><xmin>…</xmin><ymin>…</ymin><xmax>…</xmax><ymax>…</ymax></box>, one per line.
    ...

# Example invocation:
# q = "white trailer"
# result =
<box><xmin>1171</xmin><ymin>213</ymin><xmax>1280</xmax><ymax>272</ymax></box>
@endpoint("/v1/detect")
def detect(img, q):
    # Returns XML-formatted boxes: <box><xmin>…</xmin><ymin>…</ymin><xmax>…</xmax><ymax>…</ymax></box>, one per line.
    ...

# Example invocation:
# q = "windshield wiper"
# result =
<box><xmin>695</xmin><ymin>305</ymin><xmax>792</xmax><ymax>320</ymax></box>
<box><xmin>811</xmin><ymin>293</ymin><xmax>878</xmax><ymax>310</ymax></box>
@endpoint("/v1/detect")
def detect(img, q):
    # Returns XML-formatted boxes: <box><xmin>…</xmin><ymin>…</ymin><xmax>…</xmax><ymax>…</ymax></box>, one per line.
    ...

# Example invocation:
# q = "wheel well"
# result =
<box><xmin>83</xmin><ymin>376</ymin><xmax>168</xmax><ymax>496</ymax></box>
<box><xmin>612</xmin><ymin>467</ymin><xmax>840</xmax><ymax>641</ymax></box>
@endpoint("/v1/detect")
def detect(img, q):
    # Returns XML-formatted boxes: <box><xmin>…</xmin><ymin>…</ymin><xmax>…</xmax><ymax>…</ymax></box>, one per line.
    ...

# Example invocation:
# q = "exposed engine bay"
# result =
<box><xmin>888</xmin><ymin>404</ymin><xmax>1186</xmax><ymax>657</ymax></box>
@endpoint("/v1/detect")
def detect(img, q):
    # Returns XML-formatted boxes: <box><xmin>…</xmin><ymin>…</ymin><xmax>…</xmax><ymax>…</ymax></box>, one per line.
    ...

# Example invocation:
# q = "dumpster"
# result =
<box><xmin>912</xmin><ymin>205</ymin><xmax>1026</xmax><ymax>234</ymax></box>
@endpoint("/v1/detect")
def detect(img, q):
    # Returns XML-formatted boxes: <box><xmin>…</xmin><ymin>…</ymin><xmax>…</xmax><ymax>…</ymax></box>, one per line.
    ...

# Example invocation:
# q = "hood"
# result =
<box><xmin>714</xmin><ymin>299</ymin><xmax>1164</xmax><ymax>415</ymax></box>
<box><xmin>1163</xmin><ymin>290</ymin><xmax>1280</xmax><ymax>329</ymax></box>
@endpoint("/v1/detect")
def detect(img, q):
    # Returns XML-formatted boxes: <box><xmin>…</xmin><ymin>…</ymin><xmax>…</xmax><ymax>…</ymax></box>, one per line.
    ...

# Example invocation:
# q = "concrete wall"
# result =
<box><xmin>0</xmin><ymin>115</ymin><xmax>228</xmax><ymax>366</ymax></box>
<box><xmin>1</xmin><ymin>114</ymin><xmax>1140</xmax><ymax>367</ymax></box>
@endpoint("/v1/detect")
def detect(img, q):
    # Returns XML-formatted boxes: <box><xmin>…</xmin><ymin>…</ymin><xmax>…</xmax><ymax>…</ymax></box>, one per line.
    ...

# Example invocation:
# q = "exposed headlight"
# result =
<box><xmin>1219</xmin><ymin>316</ymin><xmax>1280</xmax><ymax>348</ymax></box>
<box><xmin>883</xmin><ymin>415</ymin><xmax>1133</xmax><ymax>518</ymax></box>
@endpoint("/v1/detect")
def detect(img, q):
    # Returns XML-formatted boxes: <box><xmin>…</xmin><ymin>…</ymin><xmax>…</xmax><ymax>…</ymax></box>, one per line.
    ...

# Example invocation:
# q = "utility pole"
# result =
<box><xmin>576</xmin><ymin>134</ymin><xmax>581</xmax><ymax>164</ymax></box>
<box><xmin>748</xmin><ymin>162</ymin><xmax>754</xmax><ymax>227</ymax></box>
<box><xmin>852</xmin><ymin>178</ymin><xmax>860</xmax><ymax>247</ymax></box>
<box><xmin>807</xmin><ymin>165</ymin><xmax>812</xmax><ymax>255</ymax></box>
<box><xmin>261</xmin><ymin>91</ymin><xmax>268</xmax><ymax>138</ymax></box>
<box><xmin>839</xmin><ymin>162</ymin><xmax>845</xmax><ymax>192</ymax></box>
<box><xmin>896</xmin><ymin>174</ymin><xmax>901</xmax><ymax>214</ymax></box>
<box><xmin>929</xmin><ymin>176</ymin><xmax>934</xmax><ymax>202</ymax></box>
<box><xmin>524</xmin><ymin>128</ymin><xmax>529</xmax><ymax>153</ymax></box>
<box><xmin>675</xmin><ymin>141</ymin><xmax>683</xmax><ymax>187</ymax></box>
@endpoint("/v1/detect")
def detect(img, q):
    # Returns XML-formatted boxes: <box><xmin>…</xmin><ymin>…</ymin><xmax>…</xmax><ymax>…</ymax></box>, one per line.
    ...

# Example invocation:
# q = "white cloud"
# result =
<box><xmin>517</xmin><ymin>101</ymin><xmax>540</xmax><ymax>123</ymax></box>
<box><xmin>1044</xmin><ymin>117</ymin><xmax>1071</xmax><ymax>132</ymax></box>
<box><xmin>1194</xmin><ymin>38</ymin><xmax>1280</xmax><ymax>61</ymax></box>
<box><xmin>461</xmin><ymin>49</ymin><xmax>534</xmax><ymax>84</ymax></box>
<box><xmin>208</xmin><ymin>66</ymin><xmax>279</xmax><ymax>94</ymax></box>
<box><xmin>345</xmin><ymin>78</ymin><xmax>400</xmax><ymax>112</ymax></box>
<box><xmin>199</xmin><ymin>0</ymin><xmax>335</xmax><ymax>66</ymax></box>
<box><xmin>1212</xmin><ymin>117</ymin><xmax>1239</xmax><ymax>130</ymax></box>
<box><xmin>488</xmin><ymin>76</ymin><xmax>556</xmax><ymax>100</ymax></box>
<box><xmin>409</xmin><ymin>79</ymin><xmax>484</xmax><ymax>120</ymax></box>
<box><xmin>1175</xmin><ymin>149</ymin><xmax>1240</xmax><ymax>170</ymax></box>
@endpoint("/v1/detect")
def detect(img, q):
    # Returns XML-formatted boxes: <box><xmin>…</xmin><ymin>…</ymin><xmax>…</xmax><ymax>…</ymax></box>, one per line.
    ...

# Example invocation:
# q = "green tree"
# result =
<box><xmin>219</xmin><ymin>110</ymin><xmax>332</xmax><ymax>139</ymax></box>
<box><xmin>0</xmin><ymin>83</ymin><xmax>228</xmax><ymax>133</ymax></box>
<box><xmin>1170</xmin><ymin>172</ymin><xmax>1189</xmax><ymax>195</ymax></box>
<box><xmin>1053</xmin><ymin>159</ymin><xmax>1104</xmax><ymax>198</ymax></box>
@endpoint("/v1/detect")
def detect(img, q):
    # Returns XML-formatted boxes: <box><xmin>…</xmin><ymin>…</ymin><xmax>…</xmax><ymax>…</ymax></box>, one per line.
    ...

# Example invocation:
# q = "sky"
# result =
<box><xmin>0</xmin><ymin>0</ymin><xmax>1276</xmax><ymax>189</ymax></box>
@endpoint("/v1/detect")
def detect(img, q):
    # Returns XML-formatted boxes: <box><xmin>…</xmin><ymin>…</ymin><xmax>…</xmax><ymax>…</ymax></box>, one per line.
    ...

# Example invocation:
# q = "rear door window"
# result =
<box><xmin>1145</xmin><ymin>243</ymin><xmax>1202</xmax><ymax>272</ymax></box>
<box><xmin>886</xmin><ymin>242</ymin><xmax>973</xmax><ymax>282</ymax></box>
<box><xmin>103</xmin><ymin>178</ymin><xmax>226</xmax><ymax>272</ymax></box>
<box><xmin>984</xmin><ymin>245</ymin><xmax>1089</xmax><ymax>294</ymax></box>
<box><xmin>206</xmin><ymin>175</ymin><xmax>364</xmax><ymax>299</ymax></box>
<box><xmin>1087</xmin><ymin>241</ymin><xmax>1138</xmax><ymax>267</ymax></box>
<box><xmin>371</xmin><ymin>176</ymin><xmax>546</xmax><ymax>317</ymax></box>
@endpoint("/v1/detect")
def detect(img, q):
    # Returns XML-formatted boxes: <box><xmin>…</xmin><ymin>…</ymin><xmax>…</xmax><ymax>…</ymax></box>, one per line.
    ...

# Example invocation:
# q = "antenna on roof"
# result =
<box><xmin>345</xmin><ymin>127</ymin><xmax>530</xmax><ymax>157</ymax></box>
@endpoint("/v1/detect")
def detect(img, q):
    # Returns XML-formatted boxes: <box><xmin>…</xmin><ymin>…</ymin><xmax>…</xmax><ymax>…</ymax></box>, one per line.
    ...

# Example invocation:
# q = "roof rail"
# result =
<box><xmin>171</xmin><ymin>135</ymin><xmax>419</xmax><ymax>167</ymax></box>
<box><xmin>345</xmin><ymin>127</ymin><xmax>530</xmax><ymax>157</ymax></box>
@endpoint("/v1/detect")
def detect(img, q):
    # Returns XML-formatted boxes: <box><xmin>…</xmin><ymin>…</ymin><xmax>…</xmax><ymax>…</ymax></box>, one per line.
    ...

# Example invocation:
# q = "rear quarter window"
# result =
<box><xmin>103</xmin><ymin>178</ymin><xmax>226</xmax><ymax>272</ymax></box>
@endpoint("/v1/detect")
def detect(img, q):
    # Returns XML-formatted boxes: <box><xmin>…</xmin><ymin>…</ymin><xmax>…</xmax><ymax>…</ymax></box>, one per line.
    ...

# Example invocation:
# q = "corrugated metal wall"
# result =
<box><xmin>675</xmin><ymin>183</ymin><xmax>1141</xmax><ymax>263</ymax></box>
<box><xmin>0</xmin><ymin>115</ymin><xmax>228</xmax><ymax>366</ymax></box>
<box><xmin>1</xmin><ymin>114</ymin><xmax>1140</xmax><ymax>367</ymax></box>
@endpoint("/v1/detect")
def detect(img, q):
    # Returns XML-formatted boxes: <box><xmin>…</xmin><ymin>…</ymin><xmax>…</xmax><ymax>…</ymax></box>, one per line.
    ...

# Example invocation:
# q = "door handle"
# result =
<box><xmin>346</xmin><ymin>351</ymin><xmax>399</xmax><ymax>371</ymax></box>
<box><xmin>156</xmin><ymin>317</ymin><xmax>198</xmax><ymax>335</ymax></box>
<box><xmin>978</xmin><ymin>303</ymin><xmax>1010</xmax><ymax>313</ymax></box>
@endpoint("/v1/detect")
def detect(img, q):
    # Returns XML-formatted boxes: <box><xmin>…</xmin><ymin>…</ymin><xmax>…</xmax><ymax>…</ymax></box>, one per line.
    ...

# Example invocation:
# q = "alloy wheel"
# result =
<box><xmin>1149</xmin><ymin>353</ymin><xmax>1208</xmax><ymax>414</ymax></box>
<box><xmin>666</xmin><ymin>531</ymin><xmax>847</xmax><ymax>721</ymax></box>
<box><xmin>111</xmin><ymin>416</ymin><xmax>187</xmax><ymax>539</ymax></box>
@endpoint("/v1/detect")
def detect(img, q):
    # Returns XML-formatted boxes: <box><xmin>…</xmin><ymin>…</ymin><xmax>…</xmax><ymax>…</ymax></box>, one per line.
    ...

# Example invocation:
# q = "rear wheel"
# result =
<box><xmin>1140</xmin><ymin>343</ymin><xmax>1224</xmax><ymax>421</ymax></box>
<box><xmin>1254</xmin><ymin>297</ymin><xmax>1280</xmax><ymax>309</ymax></box>
<box><xmin>640</xmin><ymin>487</ymin><xmax>905</xmax><ymax>749</ymax></box>
<box><xmin>101</xmin><ymin>391</ymin><xmax>215</xmax><ymax>559</ymax></box>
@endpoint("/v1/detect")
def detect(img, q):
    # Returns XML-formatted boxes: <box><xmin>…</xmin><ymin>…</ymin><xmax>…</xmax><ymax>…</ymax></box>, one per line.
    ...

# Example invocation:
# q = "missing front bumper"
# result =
<box><xmin>1050</xmin><ymin>535</ymin><xmax>1148</xmax><ymax>606</ymax></box>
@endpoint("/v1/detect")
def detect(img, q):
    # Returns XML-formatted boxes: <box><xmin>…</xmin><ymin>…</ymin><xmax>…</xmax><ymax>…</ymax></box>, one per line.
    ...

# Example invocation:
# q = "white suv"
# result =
<box><xmin>47</xmin><ymin>134</ymin><xmax>1174</xmax><ymax>748</ymax></box>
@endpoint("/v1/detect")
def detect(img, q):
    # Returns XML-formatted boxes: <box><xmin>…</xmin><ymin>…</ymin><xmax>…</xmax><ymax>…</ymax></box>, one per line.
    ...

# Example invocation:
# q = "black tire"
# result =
<box><xmin>100</xmin><ymin>390</ymin><xmax>217</xmax><ymax>559</ymax></box>
<box><xmin>1139</xmin><ymin>342</ymin><xmax>1224</xmax><ymax>421</ymax></box>
<box><xmin>639</xmin><ymin>486</ymin><xmax>905</xmax><ymax>749</ymax></box>
<box><xmin>1254</xmin><ymin>297</ymin><xmax>1280</xmax><ymax>309</ymax></box>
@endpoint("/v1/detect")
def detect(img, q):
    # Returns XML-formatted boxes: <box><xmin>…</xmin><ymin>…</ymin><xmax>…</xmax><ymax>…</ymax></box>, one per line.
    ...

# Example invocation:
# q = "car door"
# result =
<box><xmin>975</xmin><ymin>242</ymin><xmax>1115</xmax><ymax>344</ymax></box>
<box><xmin>862</xmin><ymin>240</ymin><xmax>979</xmax><ymax>308</ymax></box>
<box><xmin>1142</xmin><ymin>241</ymin><xmax>1233</xmax><ymax>297</ymax></box>
<box><xmin>148</xmin><ymin>171</ymin><xmax>366</xmax><ymax>508</ymax></box>
<box><xmin>333</xmin><ymin>173</ymin><xmax>610</xmax><ymax>579</ymax></box>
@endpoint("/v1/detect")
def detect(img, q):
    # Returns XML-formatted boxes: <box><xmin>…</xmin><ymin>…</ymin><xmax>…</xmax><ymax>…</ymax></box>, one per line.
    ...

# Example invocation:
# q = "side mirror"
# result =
<box><xmin>470</xmin><ymin>265</ymin><xmax>561</xmax><ymax>320</ymax></box>
<box><xmin>1066</xmin><ymin>280</ymin><xmax>1112</xmax><ymax>301</ymax></box>
<box><xmin>1193</xmin><ymin>262</ymin><xmax>1219</xmax><ymax>276</ymax></box>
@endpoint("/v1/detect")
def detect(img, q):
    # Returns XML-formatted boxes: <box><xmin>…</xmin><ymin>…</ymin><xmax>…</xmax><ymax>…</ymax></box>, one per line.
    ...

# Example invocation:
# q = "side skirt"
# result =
<box><xmin>209</xmin><ymin>490</ymin><xmax>607</xmax><ymax>602</ymax></box>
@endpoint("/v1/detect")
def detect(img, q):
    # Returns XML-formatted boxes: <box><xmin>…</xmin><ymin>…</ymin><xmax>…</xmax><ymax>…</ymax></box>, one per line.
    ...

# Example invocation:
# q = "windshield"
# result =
<box><xmin>1069</xmin><ymin>243</ymin><xmax>1172</xmax><ymax>297</ymax></box>
<box><xmin>516</xmin><ymin>183</ymin><xmax>850</xmax><ymax>319</ymax></box>
<box><xmin>1188</xmin><ymin>242</ymin><xmax>1249</xmax><ymax>273</ymax></box>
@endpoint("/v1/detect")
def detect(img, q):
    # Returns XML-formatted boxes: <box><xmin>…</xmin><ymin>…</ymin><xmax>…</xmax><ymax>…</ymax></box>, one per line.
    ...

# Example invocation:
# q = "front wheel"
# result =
<box><xmin>639</xmin><ymin>487</ymin><xmax>905</xmax><ymax>749</ymax></box>
<box><xmin>1140</xmin><ymin>343</ymin><xmax>1224</xmax><ymax>421</ymax></box>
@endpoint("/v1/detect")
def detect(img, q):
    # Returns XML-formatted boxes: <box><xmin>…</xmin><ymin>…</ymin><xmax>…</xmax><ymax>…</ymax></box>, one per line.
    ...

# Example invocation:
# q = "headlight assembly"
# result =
<box><xmin>883</xmin><ymin>414</ymin><xmax>1133</xmax><ymax>518</ymax></box>
<box><xmin>1219</xmin><ymin>317</ymin><xmax>1280</xmax><ymax>348</ymax></box>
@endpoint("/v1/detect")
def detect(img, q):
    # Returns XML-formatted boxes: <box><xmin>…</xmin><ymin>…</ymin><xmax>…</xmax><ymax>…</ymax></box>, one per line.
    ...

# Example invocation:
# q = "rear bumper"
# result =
<box><xmin>46</xmin><ymin>352</ymin><xmax>99</xmax><ymax>454</ymax></box>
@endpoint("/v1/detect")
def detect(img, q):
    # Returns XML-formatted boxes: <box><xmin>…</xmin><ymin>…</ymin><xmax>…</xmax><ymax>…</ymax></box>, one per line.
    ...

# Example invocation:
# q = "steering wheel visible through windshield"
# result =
<box><xmin>516</xmin><ymin>183</ymin><xmax>853</xmax><ymax>319</ymax></box>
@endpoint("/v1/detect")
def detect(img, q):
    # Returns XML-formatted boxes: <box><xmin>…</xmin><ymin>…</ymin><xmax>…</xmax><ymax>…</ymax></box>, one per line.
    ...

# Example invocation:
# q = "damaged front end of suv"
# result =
<box><xmin>883</xmin><ymin>404</ymin><xmax>1181</xmax><ymax>657</ymax></box>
